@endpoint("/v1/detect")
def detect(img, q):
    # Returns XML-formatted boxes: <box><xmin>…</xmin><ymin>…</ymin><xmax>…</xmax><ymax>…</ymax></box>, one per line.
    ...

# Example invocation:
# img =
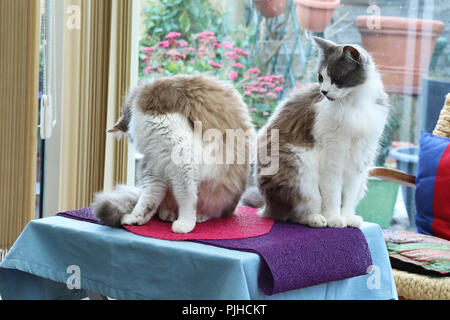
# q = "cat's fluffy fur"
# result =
<box><xmin>93</xmin><ymin>74</ymin><xmax>254</xmax><ymax>233</ymax></box>
<box><xmin>242</xmin><ymin>37</ymin><xmax>389</xmax><ymax>228</ymax></box>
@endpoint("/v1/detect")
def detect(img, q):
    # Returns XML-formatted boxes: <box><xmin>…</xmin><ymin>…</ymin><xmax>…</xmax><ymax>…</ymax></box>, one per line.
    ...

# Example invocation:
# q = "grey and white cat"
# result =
<box><xmin>93</xmin><ymin>74</ymin><xmax>254</xmax><ymax>233</ymax></box>
<box><xmin>243</xmin><ymin>37</ymin><xmax>389</xmax><ymax>228</ymax></box>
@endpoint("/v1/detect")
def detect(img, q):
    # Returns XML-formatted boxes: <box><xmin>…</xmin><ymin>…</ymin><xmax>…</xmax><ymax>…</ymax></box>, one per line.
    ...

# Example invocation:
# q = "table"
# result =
<box><xmin>0</xmin><ymin>216</ymin><xmax>398</xmax><ymax>300</ymax></box>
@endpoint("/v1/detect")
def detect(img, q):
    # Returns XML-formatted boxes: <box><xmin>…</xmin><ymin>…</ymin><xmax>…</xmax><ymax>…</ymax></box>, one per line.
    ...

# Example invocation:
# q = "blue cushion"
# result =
<box><xmin>415</xmin><ymin>130</ymin><xmax>450</xmax><ymax>240</ymax></box>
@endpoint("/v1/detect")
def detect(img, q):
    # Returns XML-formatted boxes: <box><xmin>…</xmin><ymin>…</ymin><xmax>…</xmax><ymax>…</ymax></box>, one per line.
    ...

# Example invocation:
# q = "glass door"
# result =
<box><xmin>37</xmin><ymin>0</ymin><xmax>63</xmax><ymax>218</ymax></box>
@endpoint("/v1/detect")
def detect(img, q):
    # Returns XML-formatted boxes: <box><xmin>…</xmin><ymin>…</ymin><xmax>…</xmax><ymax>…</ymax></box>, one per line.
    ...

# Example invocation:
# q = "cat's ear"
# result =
<box><xmin>107</xmin><ymin>116</ymin><xmax>127</xmax><ymax>139</ymax></box>
<box><xmin>343</xmin><ymin>45</ymin><xmax>362</xmax><ymax>64</ymax></box>
<box><xmin>312</xmin><ymin>37</ymin><xmax>337</xmax><ymax>54</ymax></box>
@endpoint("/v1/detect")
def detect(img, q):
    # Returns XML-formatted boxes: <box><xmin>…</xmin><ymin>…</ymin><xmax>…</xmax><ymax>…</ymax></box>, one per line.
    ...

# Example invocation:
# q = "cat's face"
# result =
<box><xmin>313</xmin><ymin>37</ymin><xmax>368</xmax><ymax>101</ymax></box>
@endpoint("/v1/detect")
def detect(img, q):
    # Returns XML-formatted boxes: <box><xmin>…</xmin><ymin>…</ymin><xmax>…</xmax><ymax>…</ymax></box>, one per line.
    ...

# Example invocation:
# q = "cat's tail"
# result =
<box><xmin>92</xmin><ymin>185</ymin><xmax>141</xmax><ymax>227</ymax></box>
<box><xmin>240</xmin><ymin>186</ymin><xmax>264</xmax><ymax>208</ymax></box>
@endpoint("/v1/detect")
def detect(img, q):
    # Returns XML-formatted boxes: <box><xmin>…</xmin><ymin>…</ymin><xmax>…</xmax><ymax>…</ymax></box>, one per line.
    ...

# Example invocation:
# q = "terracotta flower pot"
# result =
<box><xmin>253</xmin><ymin>0</ymin><xmax>287</xmax><ymax>18</ymax></box>
<box><xmin>356</xmin><ymin>16</ymin><xmax>445</xmax><ymax>95</ymax></box>
<box><xmin>295</xmin><ymin>0</ymin><xmax>340</xmax><ymax>33</ymax></box>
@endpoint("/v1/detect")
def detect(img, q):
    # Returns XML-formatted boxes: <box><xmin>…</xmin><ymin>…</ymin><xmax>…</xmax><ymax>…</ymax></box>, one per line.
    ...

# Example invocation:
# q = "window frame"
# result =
<box><xmin>41</xmin><ymin>0</ymin><xmax>64</xmax><ymax>217</ymax></box>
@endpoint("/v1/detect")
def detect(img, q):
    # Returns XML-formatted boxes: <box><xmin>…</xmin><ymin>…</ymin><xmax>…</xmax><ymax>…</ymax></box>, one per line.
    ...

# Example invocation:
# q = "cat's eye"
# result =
<box><xmin>318</xmin><ymin>73</ymin><xmax>323</xmax><ymax>83</ymax></box>
<box><xmin>332</xmin><ymin>77</ymin><xmax>343</xmax><ymax>86</ymax></box>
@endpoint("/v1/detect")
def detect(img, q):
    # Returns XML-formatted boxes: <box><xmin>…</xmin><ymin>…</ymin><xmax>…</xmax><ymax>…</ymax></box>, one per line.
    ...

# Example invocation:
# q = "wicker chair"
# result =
<box><xmin>368</xmin><ymin>93</ymin><xmax>450</xmax><ymax>300</ymax></box>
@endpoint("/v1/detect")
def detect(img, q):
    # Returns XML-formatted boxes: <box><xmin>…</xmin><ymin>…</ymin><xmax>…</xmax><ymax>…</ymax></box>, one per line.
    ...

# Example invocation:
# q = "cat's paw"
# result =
<box><xmin>292</xmin><ymin>213</ymin><xmax>327</xmax><ymax>228</ymax></box>
<box><xmin>196</xmin><ymin>213</ymin><xmax>212</xmax><ymax>223</ymax></box>
<box><xmin>346</xmin><ymin>215</ymin><xmax>363</xmax><ymax>228</ymax></box>
<box><xmin>121</xmin><ymin>214</ymin><xmax>140</xmax><ymax>225</ymax></box>
<box><xmin>121</xmin><ymin>212</ymin><xmax>152</xmax><ymax>226</ymax></box>
<box><xmin>326</xmin><ymin>216</ymin><xmax>347</xmax><ymax>228</ymax></box>
<box><xmin>306</xmin><ymin>214</ymin><xmax>327</xmax><ymax>228</ymax></box>
<box><xmin>158</xmin><ymin>208</ymin><xmax>177</xmax><ymax>222</ymax></box>
<box><xmin>172</xmin><ymin>218</ymin><xmax>196</xmax><ymax>233</ymax></box>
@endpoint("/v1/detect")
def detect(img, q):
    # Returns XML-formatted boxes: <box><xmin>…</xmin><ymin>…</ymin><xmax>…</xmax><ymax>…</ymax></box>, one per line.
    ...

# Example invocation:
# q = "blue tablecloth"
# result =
<box><xmin>0</xmin><ymin>216</ymin><xmax>397</xmax><ymax>300</ymax></box>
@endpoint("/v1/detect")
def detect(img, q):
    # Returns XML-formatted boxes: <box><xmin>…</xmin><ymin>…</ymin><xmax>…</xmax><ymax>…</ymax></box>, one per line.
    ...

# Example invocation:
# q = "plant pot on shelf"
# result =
<box><xmin>356</xmin><ymin>16</ymin><xmax>445</xmax><ymax>95</ymax></box>
<box><xmin>253</xmin><ymin>0</ymin><xmax>287</xmax><ymax>18</ymax></box>
<box><xmin>356</xmin><ymin>177</ymin><xmax>399</xmax><ymax>229</ymax></box>
<box><xmin>295</xmin><ymin>0</ymin><xmax>340</xmax><ymax>33</ymax></box>
<box><xmin>389</xmin><ymin>146</ymin><xmax>419</xmax><ymax>229</ymax></box>
<box><xmin>421</xmin><ymin>77</ymin><xmax>450</xmax><ymax>133</ymax></box>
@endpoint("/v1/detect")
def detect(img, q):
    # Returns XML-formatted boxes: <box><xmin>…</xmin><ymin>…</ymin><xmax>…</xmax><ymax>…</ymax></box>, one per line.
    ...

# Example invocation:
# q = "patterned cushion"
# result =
<box><xmin>415</xmin><ymin>130</ymin><xmax>450</xmax><ymax>241</ymax></box>
<box><xmin>383</xmin><ymin>230</ymin><xmax>449</xmax><ymax>276</ymax></box>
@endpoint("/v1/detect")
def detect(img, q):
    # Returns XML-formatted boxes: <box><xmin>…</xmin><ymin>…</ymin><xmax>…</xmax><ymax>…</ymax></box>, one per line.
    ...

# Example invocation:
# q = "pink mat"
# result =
<box><xmin>123</xmin><ymin>206</ymin><xmax>274</xmax><ymax>240</ymax></box>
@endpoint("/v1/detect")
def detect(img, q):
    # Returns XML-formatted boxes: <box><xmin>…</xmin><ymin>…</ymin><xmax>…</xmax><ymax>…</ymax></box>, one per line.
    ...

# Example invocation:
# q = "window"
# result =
<box><xmin>132</xmin><ymin>0</ymin><xmax>450</xmax><ymax>230</ymax></box>
<box><xmin>37</xmin><ymin>0</ymin><xmax>47</xmax><ymax>218</ymax></box>
<box><xmin>38</xmin><ymin>0</ymin><xmax>64</xmax><ymax>218</ymax></box>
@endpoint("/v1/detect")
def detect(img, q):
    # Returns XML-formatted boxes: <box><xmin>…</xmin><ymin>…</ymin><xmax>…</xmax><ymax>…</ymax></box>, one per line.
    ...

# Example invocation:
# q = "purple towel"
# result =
<box><xmin>197</xmin><ymin>223</ymin><xmax>372</xmax><ymax>294</ymax></box>
<box><xmin>58</xmin><ymin>207</ymin><xmax>100</xmax><ymax>224</ymax></box>
<box><xmin>57</xmin><ymin>208</ymin><xmax>372</xmax><ymax>295</ymax></box>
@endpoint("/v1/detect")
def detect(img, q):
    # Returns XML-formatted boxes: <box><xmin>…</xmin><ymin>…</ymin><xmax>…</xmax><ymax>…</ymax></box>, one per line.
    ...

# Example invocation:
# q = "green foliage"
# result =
<box><xmin>139</xmin><ymin>30</ymin><xmax>284</xmax><ymax>129</ymax></box>
<box><xmin>138</xmin><ymin>0</ymin><xmax>229</xmax><ymax>83</ymax></box>
<box><xmin>140</xmin><ymin>0</ymin><xmax>224</xmax><ymax>43</ymax></box>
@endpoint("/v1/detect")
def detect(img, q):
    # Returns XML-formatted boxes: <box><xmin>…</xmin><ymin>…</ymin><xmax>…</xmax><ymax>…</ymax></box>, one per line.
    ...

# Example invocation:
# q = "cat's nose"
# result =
<box><xmin>321</xmin><ymin>90</ymin><xmax>329</xmax><ymax>96</ymax></box>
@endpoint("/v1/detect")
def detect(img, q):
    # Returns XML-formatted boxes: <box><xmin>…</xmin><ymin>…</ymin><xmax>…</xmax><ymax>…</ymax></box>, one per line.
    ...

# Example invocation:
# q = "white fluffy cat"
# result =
<box><xmin>242</xmin><ymin>37</ymin><xmax>389</xmax><ymax>228</ymax></box>
<box><xmin>93</xmin><ymin>74</ymin><xmax>254</xmax><ymax>233</ymax></box>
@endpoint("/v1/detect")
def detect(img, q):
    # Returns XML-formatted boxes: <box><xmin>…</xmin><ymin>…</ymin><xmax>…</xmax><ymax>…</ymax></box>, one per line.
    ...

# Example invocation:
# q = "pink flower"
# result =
<box><xmin>243</xmin><ymin>74</ymin><xmax>251</xmax><ymax>80</ymax></box>
<box><xmin>214</xmin><ymin>42</ymin><xmax>221</xmax><ymax>49</ymax></box>
<box><xmin>186</xmin><ymin>47</ymin><xmax>195</xmax><ymax>52</ymax></box>
<box><xmin>144</xmin><ymin>66</ymin><xmax>156</xmax><ymax>74</ymax></box>
<box><xmin>165</xmin><ymin>32</ymin><xmax>181</xmax><ymax>39</ymax></box>
<box><xmin>225</xmin><ymin>51</ymin><xmax>239</xmax><ymax>60</ymax></box>
<box><xmin>196</xmin><ymin>30</ymin><xmax>216</xmax><ymax>41</ymax></box>
<box><xmin>142</xmin><ymin>56</ymin><xmax>150</xmax><ymax>61</ymax></box>
<box><xmin>179</xmin><ymin>40</ymin><xmax>188</xmax><ymax>48</ymax></box>
<box><xmin>234</xmin><ymin>48</ymin><xmax>249</xmax><ymax>56</ymax></box>
<box><xmin>200</xmin><ymin>30</ymin><xmax>214</xmax><ymax>36</ymax></box>
<box><xmin>196</xmin><ymin>46</ymin><xmax>206</xmax><ymax>58</ymax></box>
<box><xmin>222</xmin><ymin>41</ymin><xmax>234</xmax><ymax>50</ymax></box>
<box><xmin>208</xmin><ymin>60</ymin><xmax>221</xmax><ymax>69</ymax></box>
<box><xmin>141</xmin><ymin>46</ymin><xmax>154</xmax><ymax>55</ymax></box>
<box><xmin>244</xmin><ymin>91</ymin><xmax>252</xmax><ymax>96</ymax></box>
<box><xmin>166</xmin><ymin>49</ymin><xmax>186</xmax><ymax>60</ymax></box>
<box><xmin>274</xmin><ymin>86</ymin><xmax>283</xmax><ymax>92</ymax></box>
<box><xmin>228</xmin><ymin>71</ymin><xmax>238</xmax><ymax>81</ymax></box>
<box><xmin>158</xmin><ymin>40</ymin><xmax>170</xmax><ymax>48</ymax></box>
<box><xmin>247</xmin><ymin>68</ymin><xmax>260</xmax><ymax>75</ymax></box>
<box><xmin>263</xmin><ymin>111</ymin><xmax>269</xmax><ymax>116</ymax></box>
<box><xmin>266</xmin><ymin>92</ymin><xmax>276</xmax><ymax>98</ymax></box>
<box><xmin>232</xmin><ymin>62</ymin><xmax>244</xmax><ymax>69</ymax></box>
<box><xmin>173</xmin><ymin>53</ymin><xmax>187</xmax><ymax>60</ymax></box>
<box><xmin>251</xmin><ymin>108</ymin><xmax>257</xmax><ymax>113</ymax></box>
